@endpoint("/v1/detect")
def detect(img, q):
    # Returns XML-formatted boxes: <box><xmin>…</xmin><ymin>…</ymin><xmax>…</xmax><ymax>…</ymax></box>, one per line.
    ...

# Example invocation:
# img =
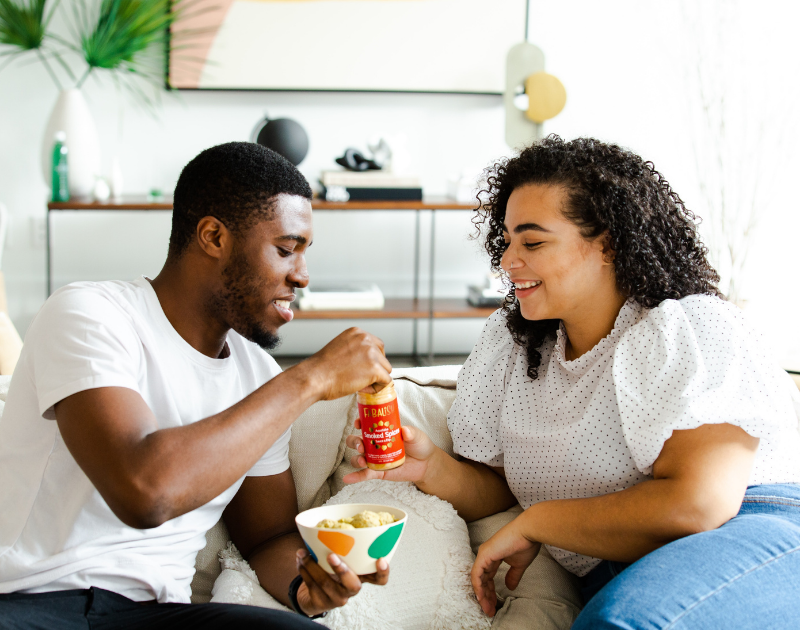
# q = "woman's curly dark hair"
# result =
<box><xmin>473</xmin><ymin>135</ymin><xmax>721</xmax><ymax>380</ymax></box>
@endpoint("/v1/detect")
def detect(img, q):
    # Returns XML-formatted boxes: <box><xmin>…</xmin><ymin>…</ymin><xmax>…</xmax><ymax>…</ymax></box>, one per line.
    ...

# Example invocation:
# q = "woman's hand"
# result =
<box><xmin>471</xmin><ymin>519</ymin><xmax>541</xmax><ymax>617</ymax></box>
<box><xmin>295</xmin><ymin>549</ymin><xmax>390</xmax><ymax>617</ymax></box>
<box><xmin>342</xmin><ymin>424</ymin><xmax>439</xmax><ymax>485</ymax></box>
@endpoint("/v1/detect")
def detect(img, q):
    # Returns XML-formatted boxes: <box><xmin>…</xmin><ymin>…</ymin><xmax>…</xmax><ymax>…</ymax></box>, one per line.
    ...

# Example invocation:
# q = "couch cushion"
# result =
<box><xmin>190</xmin><ymin>519</ymin><xmax>231</xmax><ymax>604</ymax></box>
<box><xmin>290</xmin><ymin>395</ymin><xmax>355</xmax><ymax>512</ymax></box>
<box><xmin>468</xmin><ymin>507</ymin><xmax>582</xmax><ymax>629</ymax></box>
<box><xmin>319</xmin><ymin>479</ymin><xmax>490</xmax><ymax>630</ymax></box>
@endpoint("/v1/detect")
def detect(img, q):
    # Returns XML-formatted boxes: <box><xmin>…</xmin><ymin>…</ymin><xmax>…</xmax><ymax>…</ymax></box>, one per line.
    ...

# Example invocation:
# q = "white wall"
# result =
<box><xmin>1</xmin><ymin>0</ymin><xmax>798</xmax><ymax>362</ymax></box>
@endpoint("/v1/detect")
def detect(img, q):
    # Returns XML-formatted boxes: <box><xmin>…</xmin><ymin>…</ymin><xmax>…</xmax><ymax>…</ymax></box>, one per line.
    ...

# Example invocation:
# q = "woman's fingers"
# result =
<box><xmin>342</xmin><ymin>466</ymin><xmax>384</xmax><ymax>485</ymax></box>
<box><xmin>505</xmin><ymin>565</ymin><xmax>526</xmax><ymax>591</ymax></box>
<box><xmin>471</xmin><ymin>556</ymin><xmax>501</xmax><ymax>616</ymax></box>
<box><xmin>346</xmin><ymin>434</ymin><xmax>365</xmax><ymax>452</ymax></box>
<box><xmin>348</xmin><ymin>452</ymin><xmax>365</xmax><ymax>470</ymax></box>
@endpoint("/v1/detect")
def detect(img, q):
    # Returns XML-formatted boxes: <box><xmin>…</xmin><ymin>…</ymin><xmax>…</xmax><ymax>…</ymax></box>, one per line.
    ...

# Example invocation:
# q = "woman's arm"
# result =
<box><xmin>471</xmin><ymin>423</ymin><xmax>759</xmax><ymax>614</ymax></box>
<box><xmin>344</xmin><ymin>426</ymin><xmax>517</xmax><ymax>522</ymax></box>
<box><xmin>519</xmin><ymin>422</ymin><xmax>758</xmax><ymax>560</ymax></box>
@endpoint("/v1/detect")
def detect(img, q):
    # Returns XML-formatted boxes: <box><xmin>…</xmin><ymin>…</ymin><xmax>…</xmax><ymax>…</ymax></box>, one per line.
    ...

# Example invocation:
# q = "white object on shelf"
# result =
<box><xmin>41</xmin><ymin>89</ymin><xmax>101</xmax><ymax>198</ymax></box>
<box><xmin>110</xmin><ymin>156</ymin><xmax>124</xmax><ymax>200</ymax></box>
<box><xmin>296</xmin><ymin>284</ymin><xmax>385</xmax><ymax>311</ymax></box>
<box><xmin>320</xmin><ymin>171</ymin><xmax>420</xmax><ymax>189</ymax></box>
<box><xmin>93</xmin><ymin>178</ymin><xmax>111</xmax><ymax>202</ymax></box>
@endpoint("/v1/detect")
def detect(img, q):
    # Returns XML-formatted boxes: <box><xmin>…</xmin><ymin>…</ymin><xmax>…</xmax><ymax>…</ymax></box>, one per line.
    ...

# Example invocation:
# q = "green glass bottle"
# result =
<box><xmin>51</xmin><ymin>131</ymin><xmax>70</xmax><ymax>202</ymax></box>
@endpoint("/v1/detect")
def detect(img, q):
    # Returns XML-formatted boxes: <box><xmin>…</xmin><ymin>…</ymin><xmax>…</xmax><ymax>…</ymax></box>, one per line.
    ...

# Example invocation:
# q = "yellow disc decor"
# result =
<box><xmin>524</xmin><ymin>71</ymin><xmax>567</xmax><ymax>123</ymax></box>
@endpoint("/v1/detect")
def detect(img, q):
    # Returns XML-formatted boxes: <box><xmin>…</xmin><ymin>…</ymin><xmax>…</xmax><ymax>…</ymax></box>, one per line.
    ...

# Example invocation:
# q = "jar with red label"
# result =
<box><xmin>357</xmin><ymin>381</ymin><xmax>405</xmax><ymax>471</ymax></box>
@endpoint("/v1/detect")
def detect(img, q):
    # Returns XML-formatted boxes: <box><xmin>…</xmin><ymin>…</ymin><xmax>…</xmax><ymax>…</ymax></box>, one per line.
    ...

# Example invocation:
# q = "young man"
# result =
<box><xmin>0</xmin><ymin>143</ymin><xmax>392</xmax><ymax>628</ymax></box>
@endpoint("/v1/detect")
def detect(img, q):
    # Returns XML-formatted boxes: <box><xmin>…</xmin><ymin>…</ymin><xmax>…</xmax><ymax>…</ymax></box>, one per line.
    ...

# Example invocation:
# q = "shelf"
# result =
<box><xmin>48</xmin><ymin>196</ymin><xmax>174</xmax><ymax>211</ymax></box>
<box><xmin>45</xmin><ymin>195</ymin><xmax>487</xmax><ymax>358</ymax></box>
<box><xmin>48</xmin><ymin>196</ymin><xmax>475</xmax><ymax>211</ymax></box>
<box><xmin>292</xmin><ymin>298</ymin><xmax>497</xmax><ymax>320</ymax></box>
<box><xmin>311</xmin><ymin>197</ymin><xmax>474</xmax><ymax>211</ymax></box>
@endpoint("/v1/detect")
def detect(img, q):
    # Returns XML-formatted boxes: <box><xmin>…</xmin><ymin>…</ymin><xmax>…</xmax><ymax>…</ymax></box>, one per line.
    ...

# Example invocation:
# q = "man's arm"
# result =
<box><xmin>224</xmin><ymin>472</ymin><xmax>389</xmax><ymax>617</ymax></box>
<box><xmin>54</xmin><ymin>328</ymin><xmax>392</xmax><ymax>529</ymax></box>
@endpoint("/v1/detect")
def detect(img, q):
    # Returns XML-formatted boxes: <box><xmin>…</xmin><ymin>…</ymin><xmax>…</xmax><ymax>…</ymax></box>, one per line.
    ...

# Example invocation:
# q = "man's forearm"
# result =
<box><xmin>416</xmin><ymin>451</ymin><xmax>516</xmax><ymax>522</ymax></box>
<box><xmin>247</xmin><ymin>531</ymin><xmax>305</xmax><ymax>608</ymax></box>
<box><xmin>98</xmin><ymin>363</ymin><xmax>322</xmax><ymax>527</ymax></box>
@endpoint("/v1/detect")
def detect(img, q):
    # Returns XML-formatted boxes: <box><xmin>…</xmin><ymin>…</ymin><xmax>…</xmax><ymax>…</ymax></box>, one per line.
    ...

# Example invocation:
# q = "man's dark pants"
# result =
<box><xmin>0</xmin><ymin>587</ymin><xmax>320</xmax><ymax>629</ymax></box>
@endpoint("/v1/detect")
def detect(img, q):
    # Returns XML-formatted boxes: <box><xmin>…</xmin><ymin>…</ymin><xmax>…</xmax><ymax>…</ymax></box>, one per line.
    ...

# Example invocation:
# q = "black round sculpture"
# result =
<box><xmin>252</xmin><ymin>117</ymin><xmax>309</xmax><ymax>166</ymax></box>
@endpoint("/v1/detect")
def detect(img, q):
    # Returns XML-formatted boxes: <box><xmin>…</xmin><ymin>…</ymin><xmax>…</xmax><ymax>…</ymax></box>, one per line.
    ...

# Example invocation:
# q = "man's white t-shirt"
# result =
<box><xmin>0</xmin><ymin>277</ymin><xmax>290</xmax><ymax>603</ymax></box>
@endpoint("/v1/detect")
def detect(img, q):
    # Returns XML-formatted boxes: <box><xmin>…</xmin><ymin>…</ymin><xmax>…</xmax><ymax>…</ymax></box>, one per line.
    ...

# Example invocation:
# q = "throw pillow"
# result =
<box><xmin>210</xmin><ymin>479</ymin><xmax>491</xmax><ymax>630</ymax></box>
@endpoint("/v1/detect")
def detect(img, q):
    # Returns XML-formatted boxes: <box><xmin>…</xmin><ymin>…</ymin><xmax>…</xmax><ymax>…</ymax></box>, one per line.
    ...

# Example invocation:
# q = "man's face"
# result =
<box><xmin>210</xmin><ymin>194</ymin><xmax>313</xmax><ymax>350</ymax></box>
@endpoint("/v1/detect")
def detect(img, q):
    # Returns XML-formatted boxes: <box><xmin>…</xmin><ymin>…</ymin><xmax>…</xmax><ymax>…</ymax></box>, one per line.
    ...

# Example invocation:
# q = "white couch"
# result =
<box><xmin>4</xmin><ymin>369</ymin><xmax>799</xmax><ymax>628</ymax></box>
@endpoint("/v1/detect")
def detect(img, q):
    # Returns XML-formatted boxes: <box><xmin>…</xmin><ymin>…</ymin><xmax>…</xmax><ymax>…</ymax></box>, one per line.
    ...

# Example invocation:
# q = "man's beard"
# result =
<box><xmin>208</xmin><ymin>248</ymin><xmax>282</xmax><ymax>352</ymax></box>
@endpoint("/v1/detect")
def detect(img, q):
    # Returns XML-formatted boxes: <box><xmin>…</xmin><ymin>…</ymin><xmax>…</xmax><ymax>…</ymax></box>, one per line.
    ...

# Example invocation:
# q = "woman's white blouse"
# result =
<box><xmin>447</xmin><ymin>295</ymin><xmax>800</xmax><ymax>576</ymax></box>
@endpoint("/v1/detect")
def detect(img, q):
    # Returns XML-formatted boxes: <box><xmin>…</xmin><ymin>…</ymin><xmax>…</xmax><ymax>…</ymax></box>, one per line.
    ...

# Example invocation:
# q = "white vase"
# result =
<box><xmin>110</xmin><ymin>155</ymin><xmax>124</xmax><ymax>199</ymax></box>
<box><xmin>41</xmin><ymin>89</ymin><xmax>101</xmax><ymax>198</ymax></box>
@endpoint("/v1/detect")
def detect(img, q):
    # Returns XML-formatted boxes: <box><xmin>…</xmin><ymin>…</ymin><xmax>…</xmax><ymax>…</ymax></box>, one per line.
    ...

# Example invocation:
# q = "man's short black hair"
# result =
<box><xmin>169</xmin><ymin>142</ymin><xmax>313</xmax><ymax>257</ymax></box>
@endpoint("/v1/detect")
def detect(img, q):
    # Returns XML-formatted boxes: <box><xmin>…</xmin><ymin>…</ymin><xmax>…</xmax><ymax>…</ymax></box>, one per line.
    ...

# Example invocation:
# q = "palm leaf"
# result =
<box><xmin>0</xmin><ymin>0</ymin><xmax>67</xmax><ymax>86</ymax></box>
<box><xmin>0</xmin><ymin>0</ymin><xmax>47</xmax><ymax>51</ymax></box>
<box><xmin>75</xmin><ymin>0</ymin><xmax>197</xmax><ymax>87</ymax></box>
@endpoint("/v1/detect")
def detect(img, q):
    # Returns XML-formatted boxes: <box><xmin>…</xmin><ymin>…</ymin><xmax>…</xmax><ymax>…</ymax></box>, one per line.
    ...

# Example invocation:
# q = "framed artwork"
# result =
<box><xmin>168</xmin><ymin>0</ymin><xmax>527</xmax><ymax>94</ymax></box>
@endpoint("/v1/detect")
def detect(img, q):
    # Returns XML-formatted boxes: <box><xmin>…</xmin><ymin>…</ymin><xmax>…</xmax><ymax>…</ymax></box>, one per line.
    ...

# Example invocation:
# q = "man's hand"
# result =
<box><xmin>298</xmin><ymin>328</ymin><xmax>392</xmax><ymax>401</ymax></box>
<box><xmin>295</xmin><ymin>549</ymin><xmax>390</xmax><ymax>617</ymax></box>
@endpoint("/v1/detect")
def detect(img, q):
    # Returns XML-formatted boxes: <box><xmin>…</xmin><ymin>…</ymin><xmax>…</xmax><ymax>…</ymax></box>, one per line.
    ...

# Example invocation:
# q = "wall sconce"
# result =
<box><xmin>505</xmin><ymin>42</ymin><xmax>567</xmax><ymax>149</ymax></box>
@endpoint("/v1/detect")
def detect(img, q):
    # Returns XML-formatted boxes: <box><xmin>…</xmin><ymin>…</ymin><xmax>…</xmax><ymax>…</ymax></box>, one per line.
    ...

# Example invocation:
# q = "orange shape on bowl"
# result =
<box><xmin>317</xmin><ymin>530</ymin><xmax>355</xmax><ymax>556</ymax></box>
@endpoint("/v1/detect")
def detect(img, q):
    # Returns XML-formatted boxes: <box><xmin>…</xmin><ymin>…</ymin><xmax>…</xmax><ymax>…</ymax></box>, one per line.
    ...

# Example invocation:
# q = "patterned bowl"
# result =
<box><xmin>296</xmin><ymin>503</ymin><xmax>408</xmax><ymax>575</ymax></box>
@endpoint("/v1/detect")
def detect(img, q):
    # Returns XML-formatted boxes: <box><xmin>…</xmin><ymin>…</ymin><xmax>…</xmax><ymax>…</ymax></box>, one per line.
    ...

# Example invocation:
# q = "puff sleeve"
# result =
<box><xmin>447</xmin><ymin>310</ymin><xmax>515</xmax><ymax>467</ymax></box>
<box><xmin>613</xmin><ymin>295</ymin><xmax>800</xmax><ymax>475</ymax></box>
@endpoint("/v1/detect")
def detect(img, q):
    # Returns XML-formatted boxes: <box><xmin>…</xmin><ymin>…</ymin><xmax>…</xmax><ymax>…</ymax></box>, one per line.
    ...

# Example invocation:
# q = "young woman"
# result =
<box><xmin>344</xmin><ymin>136</ymin><xmax>800</xmax><ymax>628</ymax></box>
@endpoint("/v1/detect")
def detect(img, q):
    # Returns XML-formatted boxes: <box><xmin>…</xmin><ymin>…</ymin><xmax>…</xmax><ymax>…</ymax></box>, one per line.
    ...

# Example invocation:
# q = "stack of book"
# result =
<box><xmin>320</xmin><ymin>171</ymin><xmax>422</xmax><ymax>202</ymax></box>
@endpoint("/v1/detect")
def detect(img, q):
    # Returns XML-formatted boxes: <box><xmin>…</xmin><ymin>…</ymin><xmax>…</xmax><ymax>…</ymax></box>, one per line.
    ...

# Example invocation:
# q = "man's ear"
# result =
<box><xmin>195</xmin><ymin>216</ymin><xmax>232</xmax><ymax>260</ymax></box>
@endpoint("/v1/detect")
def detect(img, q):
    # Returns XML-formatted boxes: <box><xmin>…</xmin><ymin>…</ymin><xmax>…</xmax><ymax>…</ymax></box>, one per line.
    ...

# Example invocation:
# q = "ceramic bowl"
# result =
<box><xmin>295</xmin><ymin>503</ymin><xmax>408</xmax><ymax>575</ymax></box>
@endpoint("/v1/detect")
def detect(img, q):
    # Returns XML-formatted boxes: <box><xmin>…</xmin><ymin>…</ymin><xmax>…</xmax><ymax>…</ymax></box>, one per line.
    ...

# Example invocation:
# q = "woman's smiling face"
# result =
<box><xmin>500</xmin><ymin>183</ymin><xmax>617</xmax><ymax>323</ymax></box>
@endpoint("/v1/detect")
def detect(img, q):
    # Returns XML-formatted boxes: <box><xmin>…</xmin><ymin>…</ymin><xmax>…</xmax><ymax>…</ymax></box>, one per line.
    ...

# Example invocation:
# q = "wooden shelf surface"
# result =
<box><xmin>48</xmin><ymin>196</ymin><xmax>174</xmax><ymax>210</ymax></box>
<box><xmin>48</xmin><ymin>196</ymin><xmax>475</xmax><ymax>211</ymax></box>
<box><xmin>292</xmin><ymin>298</ymin><xmax>496</xmax><ymax>320</ymax></box>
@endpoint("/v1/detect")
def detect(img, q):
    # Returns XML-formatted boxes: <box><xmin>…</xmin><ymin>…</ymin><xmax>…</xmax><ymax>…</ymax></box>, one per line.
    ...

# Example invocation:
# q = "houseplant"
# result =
<box><xmin>0</xmin><ymin>0</ymin><xmax>193</xmax><ymax>196</ymax></box>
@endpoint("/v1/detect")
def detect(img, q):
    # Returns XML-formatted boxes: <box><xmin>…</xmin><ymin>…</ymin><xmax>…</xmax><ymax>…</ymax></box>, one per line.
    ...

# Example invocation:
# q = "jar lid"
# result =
<box><xmin>357</xmin><ymin>380</ymin><xmax>396</xmax><ymax>405</ymax></box>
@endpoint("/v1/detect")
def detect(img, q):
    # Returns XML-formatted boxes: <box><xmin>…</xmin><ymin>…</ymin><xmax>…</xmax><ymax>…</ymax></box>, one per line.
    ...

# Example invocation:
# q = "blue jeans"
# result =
<box><xmin>573</xmin><ymin>484</ymin><xmax>800</xmax><ymax>629</ymax></box>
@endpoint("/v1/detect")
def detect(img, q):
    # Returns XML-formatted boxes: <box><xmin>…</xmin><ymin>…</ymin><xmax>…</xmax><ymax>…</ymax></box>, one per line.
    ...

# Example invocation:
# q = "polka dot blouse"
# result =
<box><xmin>447</xmin><ymin>295</ymin><xmax>800</xmax><ymax>576</ymax></box>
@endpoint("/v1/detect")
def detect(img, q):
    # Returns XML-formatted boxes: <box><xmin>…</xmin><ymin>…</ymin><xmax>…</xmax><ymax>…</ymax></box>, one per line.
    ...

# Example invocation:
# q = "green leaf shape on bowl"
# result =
<box><xmin>368</xmin><ymin>522</ymin><xmax>404</xmax><ymax>559</ymax></box>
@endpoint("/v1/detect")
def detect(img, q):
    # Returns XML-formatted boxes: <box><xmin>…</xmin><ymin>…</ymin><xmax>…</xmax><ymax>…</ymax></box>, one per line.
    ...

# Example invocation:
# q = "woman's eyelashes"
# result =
<box><xmin>501</xmin><ymin>240</ymin><xmax>543</xmax><ymax>251</ymax></box>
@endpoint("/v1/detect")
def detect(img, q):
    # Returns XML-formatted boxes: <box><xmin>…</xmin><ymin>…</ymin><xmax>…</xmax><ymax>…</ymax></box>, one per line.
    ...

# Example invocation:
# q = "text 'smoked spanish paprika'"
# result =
<box><xmin>358</xmin><ymin>381</ymin><xmax>405</xmax><ymax>471</ymax></box>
